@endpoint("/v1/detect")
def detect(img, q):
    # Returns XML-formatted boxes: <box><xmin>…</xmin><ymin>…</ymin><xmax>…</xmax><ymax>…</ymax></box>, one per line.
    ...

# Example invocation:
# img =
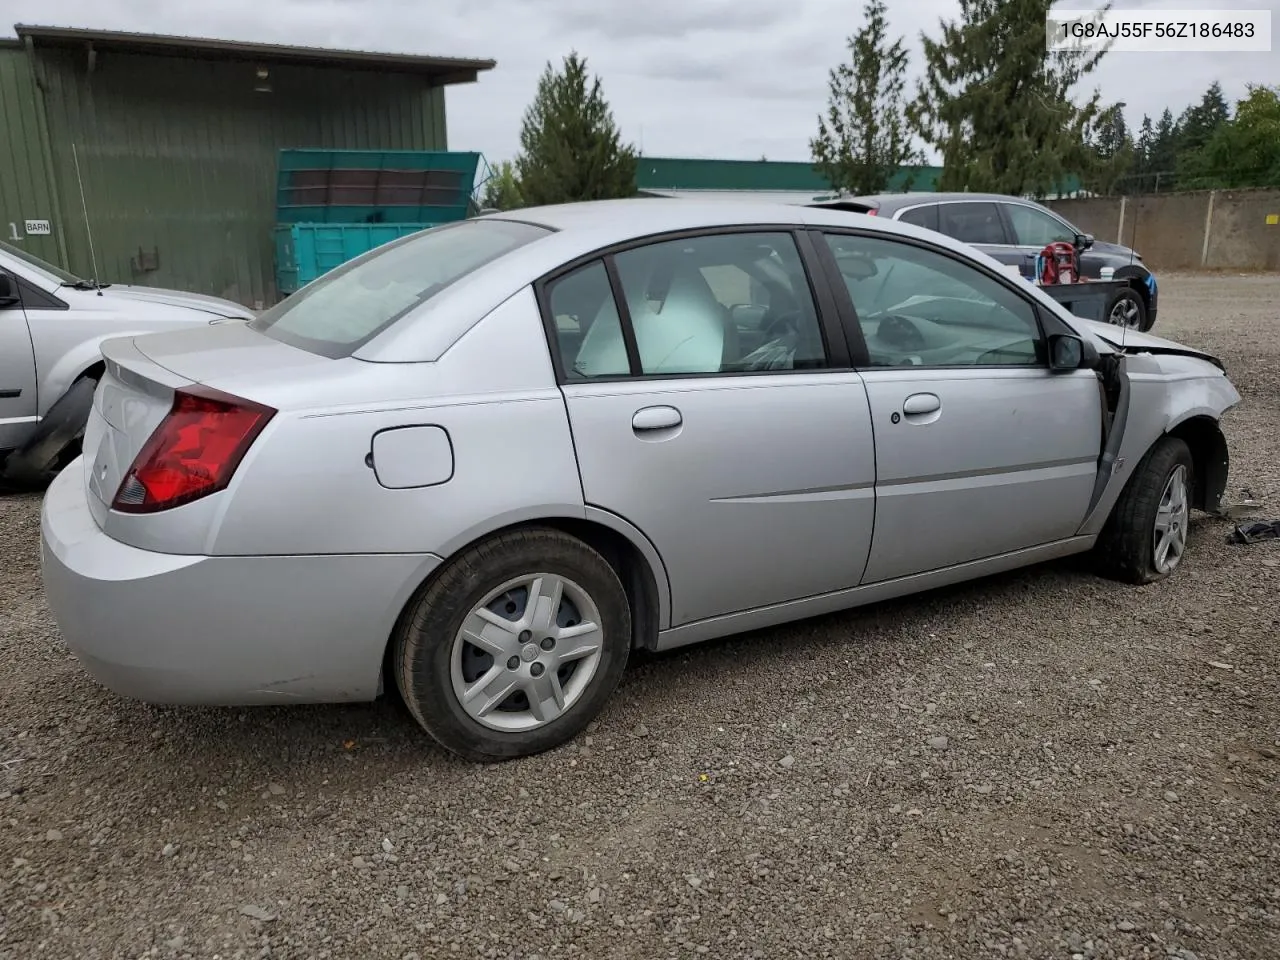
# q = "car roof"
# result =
<box><xmin>352</xmin><ymin>197</ymin><xmax>1073</xmax><ymax>364</ymax></box>
<box><xmin>844</xmin><ymin>192</ymin><xmax>1047</xmax><ymax>211</ymax></box>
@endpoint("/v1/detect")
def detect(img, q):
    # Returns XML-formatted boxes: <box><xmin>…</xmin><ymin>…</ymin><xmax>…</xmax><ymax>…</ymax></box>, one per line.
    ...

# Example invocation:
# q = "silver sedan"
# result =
<box><xmin>40</xmin><ymin>199</ymin><xmax>1240</xmax><ymax>761</ymax></box>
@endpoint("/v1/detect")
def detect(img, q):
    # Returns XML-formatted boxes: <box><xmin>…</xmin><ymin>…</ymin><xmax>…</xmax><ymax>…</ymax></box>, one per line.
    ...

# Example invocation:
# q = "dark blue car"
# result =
<box><xmin>825</xmin><ymin>192</ymin><xmax>1158</xmax><ymax>332</ymax></box>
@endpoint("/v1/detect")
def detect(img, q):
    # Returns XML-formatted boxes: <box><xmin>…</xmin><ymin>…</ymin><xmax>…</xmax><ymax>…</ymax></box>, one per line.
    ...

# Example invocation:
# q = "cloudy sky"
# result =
<box><xmin>4</xmin><ymin>0</ymin><xmax>1278</xmax><ymax>165</ymax></box>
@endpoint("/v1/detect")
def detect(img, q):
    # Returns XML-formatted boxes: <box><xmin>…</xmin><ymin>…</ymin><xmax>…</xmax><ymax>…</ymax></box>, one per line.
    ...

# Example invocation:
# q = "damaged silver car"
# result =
<box><xmin>40</xmin><ymin>200</ymin><xmax>1240</xmax><ymax>761</ymax></box>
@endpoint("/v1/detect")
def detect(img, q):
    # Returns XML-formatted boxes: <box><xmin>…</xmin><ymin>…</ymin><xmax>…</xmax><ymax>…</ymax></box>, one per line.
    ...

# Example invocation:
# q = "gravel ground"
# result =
<box><xmin>2</xmin><ymin>273</ymin><xmax>1277</xmax><ymax>960</ymax></box>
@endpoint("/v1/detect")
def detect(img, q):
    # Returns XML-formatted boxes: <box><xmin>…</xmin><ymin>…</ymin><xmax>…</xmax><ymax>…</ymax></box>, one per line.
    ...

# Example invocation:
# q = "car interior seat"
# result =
<box><xmin>575</xmin><ymin>252</ymin><xmax>735</xmax><ymax>376</ymax></box>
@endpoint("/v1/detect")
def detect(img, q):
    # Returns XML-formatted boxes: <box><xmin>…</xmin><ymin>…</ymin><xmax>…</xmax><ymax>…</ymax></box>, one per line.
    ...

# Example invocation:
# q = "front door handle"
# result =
<box><xmin>632</xmin><ymin>405</ymin><xmax>682</xmax><ymax>431</ymax></box>
<box><xmin>902</xmin><ymin>393</ymin><xmax>941</xmax><ymax>416</ymax></box>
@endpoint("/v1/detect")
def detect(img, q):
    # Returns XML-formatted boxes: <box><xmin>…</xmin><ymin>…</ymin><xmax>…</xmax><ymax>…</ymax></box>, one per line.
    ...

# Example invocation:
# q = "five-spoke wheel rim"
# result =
<box><xmin>450</xmin><ymin>573</ymin><xmax>605</xmax><ymax>733</ymax></box>
<box><xmin>1109</xmin><ymin>297</ymin><xmax>1142</xmax><ymax>329</ymax></box>
<box><xmin>1153</xmin><ymin>465</ymin><xmax>1190</xmax><ymax>575</ymax></box>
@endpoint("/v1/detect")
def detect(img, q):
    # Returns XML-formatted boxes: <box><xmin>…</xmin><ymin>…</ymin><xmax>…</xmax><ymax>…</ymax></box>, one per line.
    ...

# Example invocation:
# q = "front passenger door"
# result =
<box><xmin>1001</xmin><ymin>202</ymin><xmax>1089</xmax><ymax>278</ymax></box>
<box><xmin>817</xmin><ymin>231</ymin><xmax>1102</xmax><ymax>584</ymax></box>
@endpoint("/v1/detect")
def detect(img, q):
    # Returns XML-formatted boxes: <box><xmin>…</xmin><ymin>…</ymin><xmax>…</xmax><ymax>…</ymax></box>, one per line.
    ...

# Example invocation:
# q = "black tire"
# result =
<box><xmin>1093</xmin><ymin>436</ymin><xmax>1195</xmax><ymax>585</ymax></box>
<box><xmin>393</xmin><ymin>526</ymin><xmax>631</xmax><ymax>762</ymax></box>
<box><xmin>1</xmin><ymin>376</ymin><xmax>97</xmax><ymax>489</ymax></box>
<box><xmin>1105</xmin><ymin>286</ymin><xmax>1148</xmax><ymax>332</ymax></box>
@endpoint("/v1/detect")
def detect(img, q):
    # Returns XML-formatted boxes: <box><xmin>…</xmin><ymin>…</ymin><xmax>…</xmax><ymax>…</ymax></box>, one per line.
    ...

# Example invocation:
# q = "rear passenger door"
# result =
<box><xmin>814</xmin><ymin>229</ymin><xmax>1102</xmax><ymax>584</ymax></box>
<box><xmin>934</xmin><ymin>201</ymin><xmax>1024</xmax><ymax>272</ymax></box>
<box><xmin>540</xmin><ymin>229</ymin><xmax>878</xmax><ymax>628</ymax></box>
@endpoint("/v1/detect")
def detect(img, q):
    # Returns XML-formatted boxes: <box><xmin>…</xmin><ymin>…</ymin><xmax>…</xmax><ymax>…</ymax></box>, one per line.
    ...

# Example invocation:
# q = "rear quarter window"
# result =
<box><xmin>897</xmin><ymin>205</ymin><xmax>939</xmax><ymax>232</ymax></box>
<box><xmin>250</xmin><ymin>219</ymin><xmax>552</xmax><ymax>358</ymax></box>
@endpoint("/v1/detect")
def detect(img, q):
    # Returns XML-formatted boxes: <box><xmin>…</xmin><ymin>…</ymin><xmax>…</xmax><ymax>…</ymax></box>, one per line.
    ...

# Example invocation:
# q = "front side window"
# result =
<box><xmin>821</xmin><ymin>233</ymin><xmax>1042</xmax><ymax>368</ymax></box>
<box><xmin>1004</xmin><ymin>203</ymin><xmax>1078</xmax><ymax>247</ymax></box>
<box><xmin>251</xmin><ymin>218</ymin><xmax>551</xmax><ymax>358</ymax></box>
<box><xmin>939</xmin><ymin>202</ymin><xmax>1008</xmax><ymax>245</ymax></box>
<box><xmin>571</xmin><ymin>231</ymin><xmax>828</xmax><ymax>377</ymax></box>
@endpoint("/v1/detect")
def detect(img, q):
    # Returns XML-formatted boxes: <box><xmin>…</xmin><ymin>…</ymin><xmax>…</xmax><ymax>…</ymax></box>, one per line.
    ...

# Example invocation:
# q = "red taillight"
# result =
<box><xmin>112</xmin><ymin>386</ymin><xmax>275</xmax><ymax>514</ymax></box>
<box><xmin>866</xmin><ymin>208</ymin><xmax>877</xmax><ymax>216</ymax></box>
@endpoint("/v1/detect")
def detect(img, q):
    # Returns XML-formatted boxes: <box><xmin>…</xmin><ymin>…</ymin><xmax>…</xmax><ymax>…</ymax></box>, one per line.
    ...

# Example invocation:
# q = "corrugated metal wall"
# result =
<box><xmin>6</xmin><ymin>44</ymin><xmax>448</xmax><ymax>306</ymax></box>
<box><xmin>0</xmin><ymin>44</ymin><xmax>64</xmax><ymax>267</ymax></box>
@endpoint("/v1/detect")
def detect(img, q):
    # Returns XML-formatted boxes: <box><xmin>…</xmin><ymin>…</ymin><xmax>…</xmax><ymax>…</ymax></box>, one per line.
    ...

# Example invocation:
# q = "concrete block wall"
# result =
<box><xmin>1045</xmin><ymin>189</ymin><xmax>1280</xmax><ymax>272</ymax></box>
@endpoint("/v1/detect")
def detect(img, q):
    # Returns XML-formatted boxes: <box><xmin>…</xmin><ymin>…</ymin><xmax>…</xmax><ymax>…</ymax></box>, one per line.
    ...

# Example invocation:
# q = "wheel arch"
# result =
<box><xmin>379</xmin><ymin>512</ymin><xmax>670</xmax><ymax>696</ymax></box>
<box><xmin>1165</xmin><ymin>414</ymin><xmax>1230</xmax><ymax>514</ymax></box>
<box><xmin>77</xmin><ymin>360</ymin><xmax>105</xmax><ymax>383</ymax></box>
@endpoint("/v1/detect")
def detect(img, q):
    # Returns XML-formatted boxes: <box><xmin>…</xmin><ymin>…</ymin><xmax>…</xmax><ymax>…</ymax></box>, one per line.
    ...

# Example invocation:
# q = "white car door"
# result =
<box><xmin>0</xmin><ymin>270</ymin><xmax>38</xmax><ymax>451</ymax></box>
<box><xmin>814</xmin><ymin>229</ymin><xmax>1102</xmax><ymax>584</ymax></box>
<box><xmin>544</xmin><ymin>229</ymin><xmax>877</xmax><ymax>628</ymax></box>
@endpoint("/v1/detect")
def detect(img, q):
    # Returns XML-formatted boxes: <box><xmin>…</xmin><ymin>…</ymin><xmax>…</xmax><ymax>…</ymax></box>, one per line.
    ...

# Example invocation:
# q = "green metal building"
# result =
<box><xmin>0</xmin><ymin>25</ymin><xmax>494</xmax><ymax>306</ymax></box>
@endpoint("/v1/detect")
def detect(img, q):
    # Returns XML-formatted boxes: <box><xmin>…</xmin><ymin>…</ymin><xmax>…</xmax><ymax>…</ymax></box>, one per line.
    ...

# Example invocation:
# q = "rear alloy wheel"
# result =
<box><xmin>393</xmin><ymin>527</ymin><xmax>631</xmax><ymax>761</ymax></box>
<box><xmin>1094</xmin><ymin>436</ymin><xmax>1194</xmax><ymax>584</ymax></box>
<box><xmin>1105</xmin><ymin>287</ymin><xmax>1147</xmax><ymax>331</ymax></box>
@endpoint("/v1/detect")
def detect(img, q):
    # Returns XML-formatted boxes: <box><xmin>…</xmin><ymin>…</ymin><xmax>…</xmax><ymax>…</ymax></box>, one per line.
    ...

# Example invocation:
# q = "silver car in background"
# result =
<box><xmin>1</xmin><ymin>239</ymin><xmax>253</xmax><ymax>485</ymax></box>
<box><xmin>40</xmin><ymin>199</ymin><xmax>1240</xmax><ymax>761</ymax></box>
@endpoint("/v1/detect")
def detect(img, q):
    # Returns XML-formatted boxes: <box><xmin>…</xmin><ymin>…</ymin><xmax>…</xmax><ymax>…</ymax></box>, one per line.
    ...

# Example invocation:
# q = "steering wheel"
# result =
<box><xmin>877</xmin><ymin>314</ymin><xmax>927</xmax><ymax>352</ymax></box>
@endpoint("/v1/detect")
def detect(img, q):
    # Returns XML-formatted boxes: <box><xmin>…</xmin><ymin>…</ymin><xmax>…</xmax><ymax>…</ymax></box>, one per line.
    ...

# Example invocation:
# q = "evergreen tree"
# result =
<box><xmin>1134</xmin><ymin>115</ymin><xmax>1155</xmax><ymax>172</ymax></box>
<box><xmin>1148</xmin><ymin>108</ymin><xmax>1181</xmax><ymax>190</ymax></box>
<box><xmin>514</xmin><ymin>52</ymin><xmax>638</xmax><ymax>206</ymax></box>
<box><xmin>912</xmin><ymin>0</ymin><xmax>1110</xmax><ymax>198</ymax></box>
<box><xmin>1084</xmin><ymin>104</ymin><xmax>1134</xmax><ymax>195</ymax></box>
<box><xmin>478</xmin><ymin>161</ymin><xmax>524</xmax><ymax>212</ymax></box>
<box><xmin>810</xmin><ymin>0</ymin><xmax>923</xmax><ymax>195</ymax></box>
<box><xmin>1177</xmin><ymin>81</ymin><xmax>1232</xmax><ymax>154</ymax></box>
<box><xmin>1180</xmin><ymin>85</ymin><xmax>1280</xmax><ymax>189</ymax></box>
<box><xmin>1136</xmin><ymin>113</ymin><xmax>1157</xmax><ymax>190</ymax></box>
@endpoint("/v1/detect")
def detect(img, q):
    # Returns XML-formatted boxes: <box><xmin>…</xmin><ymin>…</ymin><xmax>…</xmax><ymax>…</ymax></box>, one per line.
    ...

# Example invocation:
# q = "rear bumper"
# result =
<box><xmin>40</xmin><ymin>459</ymin><xmax>442</xmax><ymax>706</ymax></box>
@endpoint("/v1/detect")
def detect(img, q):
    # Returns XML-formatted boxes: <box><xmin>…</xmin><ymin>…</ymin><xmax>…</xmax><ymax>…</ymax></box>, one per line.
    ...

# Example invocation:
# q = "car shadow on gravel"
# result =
<box><xmin>38</xmin><ymin>542</ymin><xmax>1152</xmax><ymax>790</ymax></box>
<box><xmin>16</xmin><ymin>508</ymin><xmax>1238</xmax><ymax>824</ymax></box>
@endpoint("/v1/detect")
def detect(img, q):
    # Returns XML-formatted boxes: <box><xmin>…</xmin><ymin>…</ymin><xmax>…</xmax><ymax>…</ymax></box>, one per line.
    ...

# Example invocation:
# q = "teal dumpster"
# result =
<box><xmin>274</xmin><ymin>222</ymin><xmax>436</xmax><ymax>295</ymax></box>
<box><xmin>273</xmin><ymin>149</ymin><xmax>482</xmax><ymax>295</ymax></box>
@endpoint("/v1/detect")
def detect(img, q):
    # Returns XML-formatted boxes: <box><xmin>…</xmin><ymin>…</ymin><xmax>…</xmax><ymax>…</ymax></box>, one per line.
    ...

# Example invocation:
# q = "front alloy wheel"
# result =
<box><xmin>1106</xmin><ymin>288</ymin><xmax>1147</xmax><ymax>330</ymax></box>
<box><xmin>1093</xmin><ymin>436</ymin><xmax>1195</xmax><ymax>585</ymax></box>
<box><xmin>1152</xmin><ymin>464</ymin><xmax>1190</xmax><ymax>575</ymax></box>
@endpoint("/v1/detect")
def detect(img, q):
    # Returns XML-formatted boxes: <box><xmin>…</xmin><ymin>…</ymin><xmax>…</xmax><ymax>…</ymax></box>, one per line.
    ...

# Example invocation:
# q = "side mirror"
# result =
<box><xmin>1048</xmin><ymin>333</ymin><xmax>1099</xmax><ymax>372</ymax></box>
<box><xmin>0</xmin><ymin>273</ymin><xmax>20</xmax><ymax>308</ymax></box>
<box><xmin>1075</xmin><ymin>233</ymin><xmax>1095</xmax><ymax>250</ymax></box>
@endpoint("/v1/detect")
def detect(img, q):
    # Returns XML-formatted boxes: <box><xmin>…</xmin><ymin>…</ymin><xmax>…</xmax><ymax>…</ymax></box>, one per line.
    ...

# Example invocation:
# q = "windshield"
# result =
<box><xmin>250</xmin><ymin>219</ymin><xmax>552</xmax><ymax>358</ymax></box>
<box><xmin>0</xmin><ymin>238</ymin><xmax>81</xmax><ymax>286</ymax></box>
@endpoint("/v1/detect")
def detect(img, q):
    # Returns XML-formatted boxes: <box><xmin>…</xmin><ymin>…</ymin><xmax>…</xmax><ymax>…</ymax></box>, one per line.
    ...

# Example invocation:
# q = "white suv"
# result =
<box><xmin>0</xmin><ymin>240</ymin><xmax>253</xmax><ymax>485</ymax></box>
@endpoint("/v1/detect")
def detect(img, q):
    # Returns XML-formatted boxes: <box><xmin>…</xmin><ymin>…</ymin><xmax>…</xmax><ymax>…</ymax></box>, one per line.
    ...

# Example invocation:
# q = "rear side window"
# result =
<box><xmin>251</xmin><ymin>219</ymin><xmax>551</xmax><ymax>358</ymax></box>
<box><xmin>939</xmin><ymin>203</ymin><xmax>1008</xmax><ymax>245</ymax></box>
<box><xmin>897</xmin><ymin>205</ymin><xmax>939</xmax><ymax>232</ymax></box>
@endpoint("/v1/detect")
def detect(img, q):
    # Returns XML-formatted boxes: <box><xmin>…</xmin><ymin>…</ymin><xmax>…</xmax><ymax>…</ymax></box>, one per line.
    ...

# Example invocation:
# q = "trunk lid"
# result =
<box><xmin>84</xmin><ymin>323</ymin><xmax>330</xmax><ymax>525</ymax></box>
<box><xmin>128</xmin><ymin>319</ymin><xmax>331</xmax><ymax>385</ymax></box>
<box><xmin>84</xmin><ymin>337</ymin><xmax>194</xmax><ymax>523</ymax></box>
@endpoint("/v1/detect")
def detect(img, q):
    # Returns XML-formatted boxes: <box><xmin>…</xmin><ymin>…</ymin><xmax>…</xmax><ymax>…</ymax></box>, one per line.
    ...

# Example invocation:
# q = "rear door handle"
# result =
<box><xmin>632</xmin><ymin>405</ymin><xmax>682</xmax><ymax>431</ymax></box>
<box><xmin>902</xmin><ymin>393</ymin><xmax>941</xmax><ymax>416</ymax></box>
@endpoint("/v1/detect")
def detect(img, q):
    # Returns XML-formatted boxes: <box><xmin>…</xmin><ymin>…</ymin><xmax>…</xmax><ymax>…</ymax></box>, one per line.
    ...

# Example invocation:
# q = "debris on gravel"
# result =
<box><xmin>1</xmin><ymin>275</ymin><xmax>1277</xmax><ymax>959</ymax></box>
